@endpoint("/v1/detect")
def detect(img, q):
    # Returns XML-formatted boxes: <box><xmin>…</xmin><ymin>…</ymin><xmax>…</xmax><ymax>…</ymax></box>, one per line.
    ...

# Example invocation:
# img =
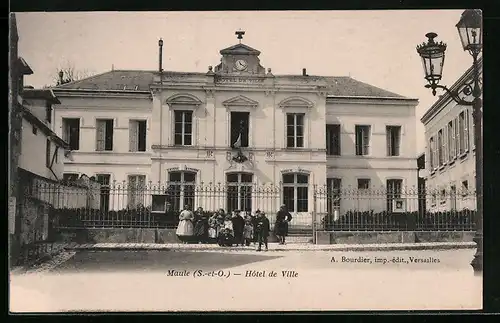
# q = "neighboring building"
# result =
<box><xmin>19</xmin><ymin>88</ymin><xmax>67</xmax><ymax>180</ymax></box>
<box><xmin>52</xmin><ymin>33</ymin><xmax>419</xmax><ymax>219</ymax></box>
<box><xmin>420</xmin><ymin>58</ymin><xmax>482</xmax><ymax>212</ymax></box>
<box><xmin>9</xmin><ymin>13</ymin><xmax>72</xmax><ymax>265</ymax></box>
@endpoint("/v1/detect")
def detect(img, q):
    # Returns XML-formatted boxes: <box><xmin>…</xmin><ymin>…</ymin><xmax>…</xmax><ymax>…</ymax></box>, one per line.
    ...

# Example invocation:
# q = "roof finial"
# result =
<box><xmin>235</xmin><ymin>29</ymin><xmax>245</xmax><ymax>44</ymax></box>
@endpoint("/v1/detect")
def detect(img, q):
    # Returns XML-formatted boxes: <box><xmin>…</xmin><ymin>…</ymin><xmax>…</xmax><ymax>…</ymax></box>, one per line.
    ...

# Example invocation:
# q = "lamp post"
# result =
<box><xmin>416</xmin><ymin>9</ymin><xmax>483</xmax><ymax>274</ymax></box>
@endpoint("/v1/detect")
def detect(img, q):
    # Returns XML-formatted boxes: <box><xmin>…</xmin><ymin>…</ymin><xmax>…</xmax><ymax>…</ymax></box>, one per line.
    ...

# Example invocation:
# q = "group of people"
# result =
<box><xmin>175</xmin><ymin>205</ymin><xmax>293</xmax><ymax>251</ymax></box>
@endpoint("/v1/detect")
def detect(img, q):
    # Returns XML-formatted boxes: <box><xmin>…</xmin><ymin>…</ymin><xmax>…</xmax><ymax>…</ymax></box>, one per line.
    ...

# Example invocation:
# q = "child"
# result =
<box><xmin>243</xmin><ymin>218</ymin><xmax>254</xmax><ymax>246</ymax></box>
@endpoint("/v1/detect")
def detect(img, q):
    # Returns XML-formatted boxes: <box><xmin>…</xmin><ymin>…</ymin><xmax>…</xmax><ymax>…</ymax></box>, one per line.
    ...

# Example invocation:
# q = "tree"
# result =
<box><xmin>52</xmin><ymin>61</ymin><xmax>95</xmax><ymax>86</ymax></box>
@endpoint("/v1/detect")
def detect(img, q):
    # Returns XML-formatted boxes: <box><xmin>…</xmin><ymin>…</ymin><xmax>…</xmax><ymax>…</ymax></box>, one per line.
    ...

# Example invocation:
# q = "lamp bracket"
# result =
<box><xmin>425</xmin><ymin>76</ymin><xmax>480</xmax><ymax>106</ymax></box>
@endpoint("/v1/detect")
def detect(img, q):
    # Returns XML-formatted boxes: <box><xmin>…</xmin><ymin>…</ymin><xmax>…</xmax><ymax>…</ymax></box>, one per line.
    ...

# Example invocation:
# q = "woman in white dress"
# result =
<box><xmin>176</xmin><ymin>205</ymin><xmax>194</xmax><ymax>243</ymax></box>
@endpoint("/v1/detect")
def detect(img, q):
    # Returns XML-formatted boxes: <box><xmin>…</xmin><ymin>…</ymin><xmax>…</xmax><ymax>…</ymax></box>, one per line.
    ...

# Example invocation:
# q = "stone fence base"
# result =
<box><xmin>315</xmin><ymin>231</ymin><xmax>475</xmax><ymax>245</ymax></box>
<box><xmin>55</xmin><ymin>228</ymin><xmax>285</xmax><ymax>244</ymax></box>
<box><xmin>53</xmin><ymin>228</ymin><xmax>475</xmax><ymax>245</ymax></box>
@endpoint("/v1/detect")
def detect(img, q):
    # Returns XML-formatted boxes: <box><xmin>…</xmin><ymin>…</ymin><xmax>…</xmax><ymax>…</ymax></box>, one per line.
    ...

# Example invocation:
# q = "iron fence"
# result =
<box><xmin>34</xmin><ymin>181</ymin><xmax>478</xmax><ymax>232</ymax></box>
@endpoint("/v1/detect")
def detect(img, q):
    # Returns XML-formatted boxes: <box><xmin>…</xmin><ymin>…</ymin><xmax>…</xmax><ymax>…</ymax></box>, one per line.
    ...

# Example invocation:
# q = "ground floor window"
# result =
<box><xmin>386</xmin><ymin>179</ymin><xmax>403</xmax><ymax>213</ymax></box>
<box><xmin>167</xmin><ymin>171</ymin><xmax>196</xmax><ymax>211</ymax></box>
<box><xmin>128</xmin><ymin>175</ymin><xmax>146</xmax><ymax>208</ymax></box>
<box><xmin>327</xmin><ymin>178</ymin><xmax>341</xmax><ymax>214</ymax></box>
<box><xmin>282</xmin><ymin>173</ymin><xmax>309</xmax><ymax>212</ymax></box>
<box><xmin>96</xmin><ymin>174</ymin><xmax>111</xmax><ymax>212</ymax></box>
<box><xmin>226</xmin><ymin>172</ymin><xmax>253</xmax><ymax>212</ymax></box>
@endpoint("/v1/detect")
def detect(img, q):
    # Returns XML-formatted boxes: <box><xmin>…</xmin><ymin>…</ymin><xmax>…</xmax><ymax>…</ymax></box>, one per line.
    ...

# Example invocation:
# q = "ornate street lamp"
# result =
<box><xmin>416</xmin><ymin>9</ymin><xmax>483</xmax><ymax>274</ymax></box>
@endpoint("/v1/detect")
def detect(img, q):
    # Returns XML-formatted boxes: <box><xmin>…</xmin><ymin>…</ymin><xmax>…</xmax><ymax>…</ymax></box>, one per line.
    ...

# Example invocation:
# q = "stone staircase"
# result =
<box><xmin>285</xmin><ymin>227</ymin><xmax>313</xmax><ymax>244</ymax></box>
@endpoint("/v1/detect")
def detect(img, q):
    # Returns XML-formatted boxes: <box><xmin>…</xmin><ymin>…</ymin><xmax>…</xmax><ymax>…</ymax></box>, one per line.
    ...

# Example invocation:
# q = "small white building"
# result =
<box><xmin>52</xmin><ymin>35</ymin><xmax>419</xmax><ymax>220</ymax></box>
<box><xmin>420</xmin><ymin>58</ymin><xmax>482</xmax><ymax>212</ymax></box>
<box><xmin>19</xmin><ymin>88</ymin><xmax>67</xmax><ymax>181</ymax></box>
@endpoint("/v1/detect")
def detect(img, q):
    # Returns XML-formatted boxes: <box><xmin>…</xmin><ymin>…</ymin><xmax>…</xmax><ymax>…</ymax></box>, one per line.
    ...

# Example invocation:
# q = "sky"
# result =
<box><xmin>15</xmin><ymin>10</ymin><xmax>473</xmax><ymax>154</ymax></box>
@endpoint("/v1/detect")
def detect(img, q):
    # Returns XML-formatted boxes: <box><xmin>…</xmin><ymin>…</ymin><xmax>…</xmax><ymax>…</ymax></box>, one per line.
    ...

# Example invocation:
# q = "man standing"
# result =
<box><xmin>255</xmin><ymin>212</ymin><xmax>270</xmax><ymax>251</ymax></box>
<box><xmin>275</xmin><ymin>204</ymin><xmax>293</xmax><ymax>245</ymax></box>
<box><xmin>231</xmin><ymin>210</ymin><xmax>245</xmax><ymax>246</ymax></box>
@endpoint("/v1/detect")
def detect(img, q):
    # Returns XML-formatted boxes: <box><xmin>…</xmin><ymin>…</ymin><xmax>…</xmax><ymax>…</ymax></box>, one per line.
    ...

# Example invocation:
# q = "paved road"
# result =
<box><xmin>10</xmin><ymin>248</ymin><xmax>482</xmax><ymax>312</ymax></box>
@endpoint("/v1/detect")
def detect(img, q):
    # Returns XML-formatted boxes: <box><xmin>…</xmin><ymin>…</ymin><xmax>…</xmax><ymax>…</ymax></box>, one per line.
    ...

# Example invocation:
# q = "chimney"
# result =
<box><xmin>302</xmin><ymin>68</ymin><xmax>307</xmax><ymax>76</ymax></box>
<box><xmin>58</xmin><ymin>70</ymin><xmax>64</xmax><ymax>85</ymax></box>
<box><xmin>158</xmin><ymin>38</ymin><xmax>164</xmax><ymax>73</ymax></box>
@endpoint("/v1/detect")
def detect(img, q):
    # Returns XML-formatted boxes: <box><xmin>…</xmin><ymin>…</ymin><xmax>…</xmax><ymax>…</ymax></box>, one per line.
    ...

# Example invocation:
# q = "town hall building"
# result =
<box><xmin>51</xmin><ymin>32</ymin><xmax>419</xmax><ymax>220</ymax></box>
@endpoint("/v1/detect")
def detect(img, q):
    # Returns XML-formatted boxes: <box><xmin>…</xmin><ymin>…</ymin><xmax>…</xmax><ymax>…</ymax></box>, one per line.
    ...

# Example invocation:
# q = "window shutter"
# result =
<box><xmin>454</xmin><ymin>117</ymin><xmax>460</xmax><ymax>156</ymax></box>
<box><xmin>471</xmin><ymin>109</ymin><xmax>475</xmax><ymax>150</ymax></box>
<box><xmin>355</xmin><ymin>127</ymin><xmax>361</xmax><ymax>155</ymax></box>
<box><xmin>443</xmin><ymin>127</ymin><xmax>448</xmax><ymax>162</ymax></box>
<box><xmin>395</xmin><ymin>127</ymin><xmax>401</xmax><ymax>156</ymax></box>
<box><xmin>363</xmin><ymin>126</ymin><xmax>370</xmax><ymax>155</ymax></box>
<box><xmin>429</xmin><ymin>139</ymin><xmax>433</xmax><ymax>169</ymax></box>
<box><xmin>96</xmin><ymin>120</ymin><xmax>105</xmax><ymax>151</ymax></box>
<box><xmin>386</xmin><ymin>127</ymin><xmax>392</xmax><ymax>156</ymax></box>
<box><xmin>464</xmin><ymin>111</ymin><xmax>469</xmax><ymax>151</ymax></box>
<box><xmin>325</xmin><ymin>125</ymin><xmax>331</xmax><ymax>155</ymax></box>
<box><xmin>452</xmin><ymin>119</ymin><xmax>457</xmax><ymax>158</ymax></box>
<box><xmin>63</xmin><ymin>121</ymin><xmax>70</xmax><ymax>142</ymax></box>
<box><xmin>129</xmin><ymin>120</ymin><xmax>138</xmax><ymax>152</ymax></box>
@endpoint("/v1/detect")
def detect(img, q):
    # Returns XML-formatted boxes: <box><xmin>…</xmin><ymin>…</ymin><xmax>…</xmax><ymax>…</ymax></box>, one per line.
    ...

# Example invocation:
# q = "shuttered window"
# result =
<box><xmin>386</xmin><ymin>126</ymin><xmax>401</xmax><ymax>156</ymax></box>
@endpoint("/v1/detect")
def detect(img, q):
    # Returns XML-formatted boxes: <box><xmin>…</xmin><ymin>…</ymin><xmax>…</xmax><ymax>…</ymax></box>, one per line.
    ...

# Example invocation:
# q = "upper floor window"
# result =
<box><xmin>129</xmin><ymin>120</ymin><xmax>147</xmax><ymax>152</ymax></box>
<box><xmin>386</xmin><ymin>126</ymin><xmax>401</xmax><ymax>156</ymax></box>
<box><xmin>230</xmin><ymin>112</ymin><xmax>249</xmax><ymax>148</ymax></box>
<box><xmin>286</xmin><ymin>113</ymin><xmax>304</xmax><ymax>148</ymax></box>
<box><xmin>96</xmin><ymin>119</ymin><xmax>114</xmax><ymax>151</ymax></box>
<box><xmin>282</xmin><ymin>173</ymin><xmax>309</xmax><ymax>212</ymax></box>
<box><xmin>174</xmin><ymin>110</ymin><xmax>192</xmax><ymax>146</ymax></box>
<box><xmin>355</xmin><ymin>125</ymin><xmax>370</xmax><ymax>156</ymax></box>
<box><xmin>226</xmin><ymin>172</ymin><xmax>253</xmax><ymax>212</ymax></box>
<box><xmin>167</xmin><ymin>171</ymin><xmax>196</xmax><ymax>211</ymax></box>
<box><xmin>326</xmin><ymin>124</ymin><xmax>341</xmax><ymax>156</ymax></box>
<box><xmin>62</xmin><ymin>118</ymin><xmax>80</xmax><ymax>151</ymax></box>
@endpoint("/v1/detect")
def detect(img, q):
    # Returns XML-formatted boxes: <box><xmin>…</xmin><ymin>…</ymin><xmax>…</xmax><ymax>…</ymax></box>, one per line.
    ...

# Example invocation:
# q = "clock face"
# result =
<box><xmin>235</xmin><ymin>59</ymin><xmax>248</xmax><ymax>71</ymax></box>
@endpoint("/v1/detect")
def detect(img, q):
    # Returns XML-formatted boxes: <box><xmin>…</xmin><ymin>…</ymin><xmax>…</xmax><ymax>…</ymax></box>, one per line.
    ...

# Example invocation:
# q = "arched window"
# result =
<box><xmin>167</xmin><ymin>171</ymin><xmax>196</xmax><ymax>211</ymax></box>
<box><xmin>282</xmin><ymin>173</ymin><xmax>309</xmax><ymax>212</ymax></box>
<box><xmin>226</xmin><ymin>172</ymin><xmax>253</xmax><ymax>212</ymax></box>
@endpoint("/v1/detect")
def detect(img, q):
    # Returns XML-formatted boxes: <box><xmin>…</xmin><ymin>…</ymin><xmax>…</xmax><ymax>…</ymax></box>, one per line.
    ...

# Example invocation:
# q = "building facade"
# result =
<box><xmin>52</xmin><ymin>36</ymin><xmax>419</xmax><ymax>219</ymax></box>
<box><xmin>420</xmin><ymin>58</ymin><xmax>482</xmax><ymax>212</ymax></box>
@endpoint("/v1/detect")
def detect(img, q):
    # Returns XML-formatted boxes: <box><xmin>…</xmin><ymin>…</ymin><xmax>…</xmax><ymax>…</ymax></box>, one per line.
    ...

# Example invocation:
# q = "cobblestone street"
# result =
<box><xmin>10</xmin><ymin>247</ymin><xmax>482</xmax><ymax>312</ymax></box>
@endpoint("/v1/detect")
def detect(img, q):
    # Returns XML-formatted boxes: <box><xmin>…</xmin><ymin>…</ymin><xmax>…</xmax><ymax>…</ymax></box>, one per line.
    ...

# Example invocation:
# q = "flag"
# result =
<box><xmin>233</xmin><ymin>133</ymin><xmax>242</xmax><ymax>148</ymax></box>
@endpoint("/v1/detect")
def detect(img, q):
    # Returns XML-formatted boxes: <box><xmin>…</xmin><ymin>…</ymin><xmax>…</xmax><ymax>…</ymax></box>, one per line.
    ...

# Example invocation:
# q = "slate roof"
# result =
<box><xmin>53</xmin><ymin>69</ymin><xmax>409</xmax><ymax>99</ymax></box>
<box><xmin>323</xmin><ymin>76</ymin><xmax>406</xmax><ymax>98</ymax></box>
<box><xmin>53</xmin><ymin>70</ymin><xmax>157</xmax><ymax>91</ymax></box>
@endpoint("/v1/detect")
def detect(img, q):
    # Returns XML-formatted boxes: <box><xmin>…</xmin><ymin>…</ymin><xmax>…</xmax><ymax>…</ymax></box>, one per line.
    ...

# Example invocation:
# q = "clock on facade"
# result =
<box><xmin>235</xmin><ymin>59</ymin><xmax>248</xmax><ymax>71</ymax></box>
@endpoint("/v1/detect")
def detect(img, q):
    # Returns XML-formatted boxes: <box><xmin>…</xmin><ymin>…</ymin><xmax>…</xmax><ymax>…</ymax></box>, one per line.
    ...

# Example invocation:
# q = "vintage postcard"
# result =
<box><xmin>8</xmin><ymin>10</ymin><xmax>483</xmax><ymax>312</ymax></box>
